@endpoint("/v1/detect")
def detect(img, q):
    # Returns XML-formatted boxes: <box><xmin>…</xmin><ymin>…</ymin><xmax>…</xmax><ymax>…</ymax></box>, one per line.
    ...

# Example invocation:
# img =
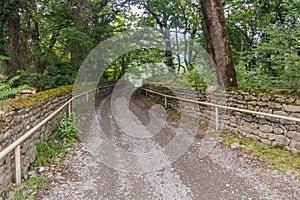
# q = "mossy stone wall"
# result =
<box><xmin>0</xmin><ymin>83</ymin><xmax>115</xmax><ymax>186</ymax></box>
<box><xmin>0</xmin><ymin>86</ymin><xmax>73</xmax><ymax>186</ymax></box>
<box><xmin>144</xmin><ymin>83</ymin><xmax>300</xmax><ymax>153</ymax></box>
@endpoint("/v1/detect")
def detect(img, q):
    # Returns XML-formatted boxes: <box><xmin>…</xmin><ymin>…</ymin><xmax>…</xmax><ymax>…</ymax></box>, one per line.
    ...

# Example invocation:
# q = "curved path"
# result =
<box><xmin>43</xmin><ymin>90</ymin><xmax>300</xmax><ymax>200</ymax></box>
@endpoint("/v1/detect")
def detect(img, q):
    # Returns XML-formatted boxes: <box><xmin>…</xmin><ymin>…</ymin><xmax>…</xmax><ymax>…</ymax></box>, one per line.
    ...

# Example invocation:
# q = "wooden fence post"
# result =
<box><xmin>215</xmin><ymin>107</ymin><xmax>219</xmax><ymax>130</ymax></box>
<box><xmin>86</xmin><ymin>93</ymin><xmax>89</xmax><ymax>102</ymax></box>
<box><xmin>164</xmin><ymin>96</ymin><xmax>167</xmax><ymax>108</ymax></box>
<box><xmin>15</xmin><ymin>145</ymin><xmax>21</xmax><ymax>186</ymax></box>
<box><xmin>67</xmin><ymin>101</ymin><xmax>72</xmax><ymax>117</ymax></box>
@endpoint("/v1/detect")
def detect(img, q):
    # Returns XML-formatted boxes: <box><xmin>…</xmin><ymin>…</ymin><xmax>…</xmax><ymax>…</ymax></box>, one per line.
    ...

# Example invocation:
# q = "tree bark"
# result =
<box><xmin>117</xmin><ymin>56</ymin><xmax>126</xmax><ymax>80</ymax></box>
<box><xmin>6</xmin><ymin>16</ymin><xmax>28</xmax><ymax>74</ymax></box>
<box><xmin>200</xmin><ymin>0</ymin><xmax>238</xmax><ymax>87</ymax></box>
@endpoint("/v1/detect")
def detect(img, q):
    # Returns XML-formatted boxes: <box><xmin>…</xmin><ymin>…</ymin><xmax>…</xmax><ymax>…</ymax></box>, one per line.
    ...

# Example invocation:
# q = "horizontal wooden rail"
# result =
<box><xmin>1</xmin><ymin>84</ymin><xmax>298</xmax><ymax>186</ymax></box>
<box><xmin>0</xmin><ymin>84</ymin><xmax>114</xmax><ymax>186</ymax></box>
<box><xmin>142</xmin><ymin>88</ymin><xmax>300</xmax><ymax>124</ymax></box>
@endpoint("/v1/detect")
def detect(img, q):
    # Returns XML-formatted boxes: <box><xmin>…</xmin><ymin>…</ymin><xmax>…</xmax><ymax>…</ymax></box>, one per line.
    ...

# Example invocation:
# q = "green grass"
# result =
<box><xmin>219</xmin><ymin>130</ymin><xmax>300</xmax><ymax>180</ymax></box>
<box><xmin>12</xmin><ymin>175</ymin><xmax>53</xmax><ymax>200</ymax></box>
<box><xmin>0</xmin><ymin>174</ymin><xmax>54</xmax><ymax>200</ymax></box>
<box><xmin>0</xmin><ymin>185</ymin><xmax>11</xmax><ymax>199</ymax></box>
<box><xmin>0</xmin><ymin>113</ymin><xmax>78</xmax><ymax>200</ymax></box>
<box><xmin>142</xmin><ymin>94</ymin><xmax>300</xmax><ymax>180</ymax></box>
<box><xmin>141</xmin><ymin>95</ymin><xmax>182</xmax><ymax>120</ymax></box>
<box><xmin>34</xmin><ymin>114</ymin><xmax>77</xmax><ymax>167</ymax></box>
<box><xmin>166</xmin><ymin>109</ymin><xmax>181</xmax><ymax>120</ymax></box>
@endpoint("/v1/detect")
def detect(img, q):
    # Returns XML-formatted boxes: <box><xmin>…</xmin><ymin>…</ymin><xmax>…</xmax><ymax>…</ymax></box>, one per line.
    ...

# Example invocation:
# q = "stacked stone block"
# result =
<box><xmin>144</xmin><ymin>84</ymin><xmax>300</xmax><ymax>153</ymax></box>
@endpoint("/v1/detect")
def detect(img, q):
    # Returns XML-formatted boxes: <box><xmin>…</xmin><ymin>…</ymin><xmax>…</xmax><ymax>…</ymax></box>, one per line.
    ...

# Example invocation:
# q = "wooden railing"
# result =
<box><xmin>2</xmin><ymin>85</ymin><xmax>299</xmax><ymax>186</ymax></box>
<box><xmin>0</xmin><ymin>85</ymin><xmax>114</xmax><ymax>186</ymax></box>
<box><xmin>142</xmin><ymin>88</ymin><xmax>300</xmax><ymax>131</ymax></box>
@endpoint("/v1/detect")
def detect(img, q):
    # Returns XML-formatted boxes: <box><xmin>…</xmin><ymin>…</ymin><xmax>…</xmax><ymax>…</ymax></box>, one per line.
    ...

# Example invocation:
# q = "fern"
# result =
<box><xmin>0</xmin><ymin>75</ymin><xmax>26</xmax><ymax>101</ymax></box>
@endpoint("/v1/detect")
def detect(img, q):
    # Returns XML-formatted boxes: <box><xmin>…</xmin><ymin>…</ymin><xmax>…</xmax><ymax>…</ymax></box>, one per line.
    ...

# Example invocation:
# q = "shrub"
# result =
<box><xmin>56</xmin><ymin>114</ymin><xmax>78</xmax><ymax>141</ymax></box>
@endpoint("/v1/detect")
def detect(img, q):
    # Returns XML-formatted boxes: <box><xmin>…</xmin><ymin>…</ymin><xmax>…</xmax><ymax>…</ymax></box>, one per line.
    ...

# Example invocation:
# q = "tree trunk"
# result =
<box><xmin>117</xmin><ymin>56</ymin><xmax>126</xmax><ymax>80</ymax></box>
<box><xmin>6</xmin><ymin>16</ymin><xmax>28</xmax><ymax>74</ymax></box>
<box><xmin>164</xmin><ymin>30</ymin><xmax>175</xmax><ymax>73</ymax></box>
<box><xmin>200</xmin><ymin>0</ymin><xmax>238</xmax><ymax>87</ymax></box>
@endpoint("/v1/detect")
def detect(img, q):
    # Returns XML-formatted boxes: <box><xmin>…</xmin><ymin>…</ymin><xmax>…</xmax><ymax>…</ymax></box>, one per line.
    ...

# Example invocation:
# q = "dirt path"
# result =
<box><xmin>43</xmin><ymin>89</ymin><xmax>300</xmax><ymax>200</ymax></box>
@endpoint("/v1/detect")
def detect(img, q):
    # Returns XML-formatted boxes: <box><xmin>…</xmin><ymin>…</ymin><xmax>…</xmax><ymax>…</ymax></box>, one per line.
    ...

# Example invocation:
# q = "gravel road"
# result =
<box><xmin>43</xmin><ymin>88</ymin><xmax>300</xmax><ymax>200</ymax></box>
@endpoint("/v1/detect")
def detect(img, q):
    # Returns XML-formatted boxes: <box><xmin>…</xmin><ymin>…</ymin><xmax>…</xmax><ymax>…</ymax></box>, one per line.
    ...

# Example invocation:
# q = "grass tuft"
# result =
<box><xmin>0</xmin><ymin>113</ymin><xmax>78</xmax><ymax>200</ymax></box>
<box><xmin>142</xmin><ymin>94</ymin><xmax>300</xmax><ymax>180</ymax></box>
<box><xmin>219</xmin><ymin>130</ymin><xmax>300</xmax><ymax>180</ymax></box>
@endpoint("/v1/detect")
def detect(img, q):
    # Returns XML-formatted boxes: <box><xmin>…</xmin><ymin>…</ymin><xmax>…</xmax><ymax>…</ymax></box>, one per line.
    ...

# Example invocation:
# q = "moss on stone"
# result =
<box><xmin>0</xmin><ymin>85</ymin><xmax>73</xmax><ymax>113</ymax></box>
<box><xmin>145</xmin><ymin>83</ymin><xmax>300</xmax><ymax>105</ymax></box>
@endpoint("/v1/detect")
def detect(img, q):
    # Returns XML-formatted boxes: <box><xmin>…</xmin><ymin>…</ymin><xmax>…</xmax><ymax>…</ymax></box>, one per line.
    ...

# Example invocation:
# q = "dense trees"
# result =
<box><xmin>0</xmin><ymin>0</ymin><xmax>299</xmax><ymax>91</ymax></box>
<box><xmin>224</xmin><ymin>0</ymin><xmax>300</xmax><ymax>88</ymax></box>
<box><xmin>126</xmin><ymin>0</ymin><xmax>203</xmax><ymax>73</ymax></box>
<box><xmin>0</xmin><ymin>0</ymin><xmax>122</xmax><ymax>90</ymax></box>
<box><xmin>108</xmin><ymin>0</ymin><xmax>299</xmax><ymax>89</ymax></box>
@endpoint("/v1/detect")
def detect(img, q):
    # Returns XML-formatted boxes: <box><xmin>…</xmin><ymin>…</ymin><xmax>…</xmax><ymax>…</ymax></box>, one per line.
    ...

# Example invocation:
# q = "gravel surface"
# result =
<box><xmin>43</xmin><ymin>89</ymin><xmax>300</xmax><ymax>200</ymax></box>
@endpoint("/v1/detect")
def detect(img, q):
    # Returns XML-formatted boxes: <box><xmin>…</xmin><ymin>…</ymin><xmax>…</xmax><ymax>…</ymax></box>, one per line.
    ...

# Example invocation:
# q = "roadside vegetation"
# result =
<box><xmin>0</xmin><ymin>75</ymin><xmax>26</xmax><ymax>101</ymax></box>
<box><xmin>0</xmin><ymin>114</ymin><xmax>78</xmax><ymax>200</ymax></box>
<box><xmin>142</xmin><ymin>95</ymin><xmax>300</xmax><ymax>181</ymax></box>
<box><xmin>219</xmin><ymin>130</ymin><xmax>300</xmax><ymax>181</ymax></box>
<box><xmin>0</xmin><ymin>0</ymin><xmax>299</xmax><ymax>197</ymax></box>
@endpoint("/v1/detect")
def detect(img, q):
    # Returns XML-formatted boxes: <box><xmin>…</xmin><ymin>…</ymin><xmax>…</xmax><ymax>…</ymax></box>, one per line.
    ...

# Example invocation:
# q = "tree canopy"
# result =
<box><xmin>0</xmin><ymin>0</ymin><xmax>299</xmax><ymax>91</ymax></box>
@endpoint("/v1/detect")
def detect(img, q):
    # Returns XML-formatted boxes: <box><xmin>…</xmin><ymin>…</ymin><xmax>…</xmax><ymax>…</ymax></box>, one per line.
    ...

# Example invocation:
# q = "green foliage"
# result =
<box><xmin>17</xmin><ymin>64</ymin><xmax>78</xmax><ymax>91</ymax></box>
<box><xmin>56</xmin><ymin>114</ymin><xmax>78</xmax><ymax>141</ymax></box>
<box><xmin>220</xmin><ymin>130</ymin><xmax>300</xmax><ymax>179</ymax></box>
<box><xmin>236</xmin><ymin>66</ymin><xmax>279</xmax><ymax>89</ymax></box>
<box><xmin>58</xmin><ymin>28</ymin><xmax>94</xmax><ymax>48</ymax></box>
<box><xmin>0</xmin><ymin>113</ymin><xmax>78</xmax><ymax>200</ymax></box>
<box><xmin>0</xmin><ymin>55</ymin><xmax>9</xmax><ymax>71</ymax></box>
<box><xmin>253</xmin><ymin>22</ymin><xmax>300</xmax><ymax>89</ymax></box>
<box><xmin>34</xmin><ymin>140</ymin><xmax>62</xmax><ymax>167</ymax></box>
<box><xmin>0</xmin><ymin>175</ymin><xmax>52</xmax><ymax>200</ymax></box>
<box><xmin>34</xmin><ymin>113</ymin><xmax>78</xmax><ymax>167</ymax></box>
<box><xmin>104</xmin><ymin>48</ymin><xmax>165</xmax><ymax>81</ymax></box>
<box><xmin>12</xmin><ymin>175</ymin><xmax>51</xmax><ymax>200</ymax></box>
<box><xmin>225</xmin><ymin>0</ymin><xmax>300</xmax><ymax>89</ymax></box>
<box><xmin>0</xmin><ymin>75</ymin><xmax>26</xmax><ymax>101</ymax></box>
<box><xmin>184</xmin><ymin>69</ymin><xmax>207</xmax><ymax>87</ymax></box>
<box><xmin>0</xmin><ymin>0</ymin><xmax>123</xmax><ymax>91</ymax></box>
<box><xmin>1</xmin><ymin>0</ymin><xmax>299</xmax><ymax>90</ymax></box>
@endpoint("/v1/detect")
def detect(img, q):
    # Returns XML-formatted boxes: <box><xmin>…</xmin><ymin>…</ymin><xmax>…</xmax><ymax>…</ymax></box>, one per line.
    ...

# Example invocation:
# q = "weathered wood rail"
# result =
<box><xmin>0</xmin><ymin>85</ymin><xmax>114</xmax><ymax>186</ymax></box>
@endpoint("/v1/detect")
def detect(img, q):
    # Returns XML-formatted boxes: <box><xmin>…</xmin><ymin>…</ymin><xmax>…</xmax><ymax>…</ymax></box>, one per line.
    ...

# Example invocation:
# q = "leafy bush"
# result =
<box><xmin>56</xmin><ymin>114</ymin><xmax>78</xmax><ymax>141</ymax></box>
<box><xmin>34</xmin><ymin>113</ymin><xmax>78</xmax><ymax>167</ymax></box>
<box><xmin>34</xmin><ymin>140</ymin><xmax>61</xmax><ymax>167</ymax></box>
<box><xmin>236</xmin><ymin>65</ymin><xmax>300</xmax><ymax>89</ymax></box>
<box><xmin>17</xmin><ymin>64</ymin><xmax>78</xmax><ymax>92</ymax></box>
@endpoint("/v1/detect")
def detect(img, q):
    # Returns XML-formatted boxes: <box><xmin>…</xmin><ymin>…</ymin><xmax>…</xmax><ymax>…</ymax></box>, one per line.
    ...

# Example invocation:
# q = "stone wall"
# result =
<box><xmin>0</xmin><ymin>86</ymin><xmax>72</xmax><ymax>186</ymax></box>
<box><xmin>0</xmin><ymin>84</ymin><xmax>114</xmax><ymax>186</ymax></box>
<box><xmin>143</xmin><ymin>83</ymin><xmax>300</xmax><ymax>153</ymax></box>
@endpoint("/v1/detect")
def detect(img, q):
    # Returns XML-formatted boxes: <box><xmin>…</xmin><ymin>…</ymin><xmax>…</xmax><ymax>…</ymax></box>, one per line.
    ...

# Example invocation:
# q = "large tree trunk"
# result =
<box><xmin>6</xmin><ymin>16</ymin><xmax>28</xmax><ymax>74</ymax></box>
<box><xmin>200</xmin><ymin>0</ymin><xmax>238</xmax><ymax>87</ymax></box>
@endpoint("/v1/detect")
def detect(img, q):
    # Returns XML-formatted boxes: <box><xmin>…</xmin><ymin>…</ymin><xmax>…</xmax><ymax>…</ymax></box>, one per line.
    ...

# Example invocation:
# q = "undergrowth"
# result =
<box><xmin>0</xmin><ymin>75</ymin><xmax>26</xmax><ymax>101</ymax></box>
<box><xmin>34</xmin><ymin>114</ymin><xmax>78</xmax><ymax>167</ymax></box>
<box><xmin>142</xmin><ymin>94</ymin><xmax>300</xmax><ymax>180</ymax></box>
<box><xmin>0</xmin><ymin>113</ymin><xmax>78</xmax><ymax>200</ymax></box>
<box><xmin>219</xmin><ymin>130</ymin><xmax>300</xmax><ymax>180</ymax></box>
